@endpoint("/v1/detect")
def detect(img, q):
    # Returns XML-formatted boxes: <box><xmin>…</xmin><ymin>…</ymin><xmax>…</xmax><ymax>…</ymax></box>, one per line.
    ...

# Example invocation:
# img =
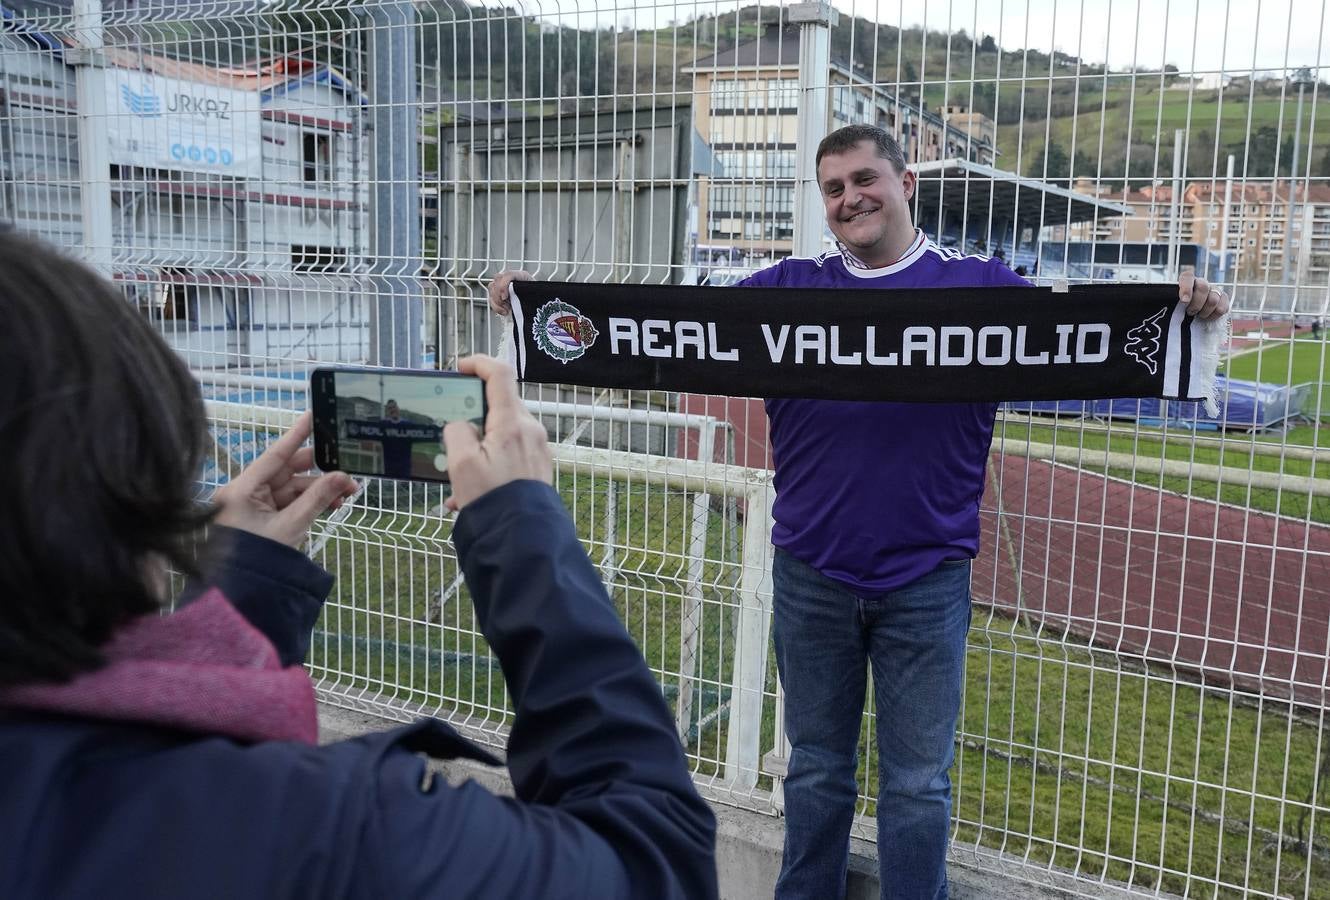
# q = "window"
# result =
<box><xmin>303</xmin><ymin>132</ymin><xmax>333</xmax><ymax>183</ymax></box>
<box><xmin>292</xmin><ymin>245</ymin><xmax>349</xmax><ymax>273</ymax></box>
<box><xmin>709</xmin><ymin>218</ymin><xmax>742</xmax><ymax>239</ymax></box>
<box><xmin>150</xmin><ymin>280</ymin><xmax>199</xmax><ymax>331</ymax></box>
<box><xmin>766</xmin><ymin>79</ymin><xmax>799</xmax><ymax>109</ymax></box>
<box><xmin>769</xmin><ymin>150</ymin><xmax>796</xmax><ymax>178</ymax></box>
<box><xmin>747</xmin><ymin>81</ymin><xmax>764</xmax><ymax>111</ymax></box>
<box><xmin>832</xmin><ymin>86</ymin><xmax>854</xmax><ymax>121</ymax></box>
<box><xmin>171</xmin><ymin>194</ymin><xmax>185</xmax><ymax>235</ymax></box>
<box><xmin>709</xmin><ymin>185</ymin><xmax>737</xmax><ymax>213</ymax></box>
<box><xmin>712</xmin><ymin>79</ymin><xmax>740</xmax><ymax>110</ymax></box>
<box><xmin>713</xmin><ymin>150</ymin><xmax>797</xmax><ymax>180</ymax></box>
<box><xmin>765</xmin><ymin>186</ymin><xmax>794</xmax><ymax>215</ymax></box>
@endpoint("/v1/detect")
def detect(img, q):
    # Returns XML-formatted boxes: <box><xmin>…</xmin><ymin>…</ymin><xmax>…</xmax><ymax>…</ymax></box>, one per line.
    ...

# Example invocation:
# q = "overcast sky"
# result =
<box><xmin>14</xmin><ymin>0</ymin><xmax>1330</xmax><ymax>76</ymax></box>
<box><xmin>572</xmin><ymin>0</ymin><xmax>1329</xmax><ymax>75</ymax></box>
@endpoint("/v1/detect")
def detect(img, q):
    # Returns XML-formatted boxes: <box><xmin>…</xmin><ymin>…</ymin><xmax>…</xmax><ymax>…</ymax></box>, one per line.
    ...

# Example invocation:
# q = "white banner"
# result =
<box><xmin>103</xmin><ymin>69</ymin><xmax>262</xmax><ymax>178</ymax></box>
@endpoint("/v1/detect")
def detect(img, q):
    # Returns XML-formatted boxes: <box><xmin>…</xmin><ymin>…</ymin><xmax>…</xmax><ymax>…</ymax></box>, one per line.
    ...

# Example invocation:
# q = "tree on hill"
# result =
<box><xmin>1027</xmin><ymin>141</ymin><xmax>1094</xmax><ymax>181</ymax></box>
<box><xmin>1241</xmin><ymin>126</ymin><xmax>1296</xmax><ymax>177</ymax></box>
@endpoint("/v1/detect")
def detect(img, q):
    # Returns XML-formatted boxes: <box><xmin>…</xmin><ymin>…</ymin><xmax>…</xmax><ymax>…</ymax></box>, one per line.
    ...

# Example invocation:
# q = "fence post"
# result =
<box><xmin>723</xmin><ymin>481</ymin><xmax>775</xmax><ymax>790</ymax></box>
<box><xmin>367</xmin><ymin>0</ymin><xmax>423</xmax><ymax>368</ymax></box>
<box><xmin>790</xmin><ymin>2</ymin><xmax>835</xmax><ymax>260</ymax></box>
<box><xmin>676</xmin><ymin>420</ymin><xmax>718</xmax><ymax>740</ymax></box>
<box><xmin>72</xmin><ymin>0</ymin><xmax>112</xmax><ymax>276</ymax></box>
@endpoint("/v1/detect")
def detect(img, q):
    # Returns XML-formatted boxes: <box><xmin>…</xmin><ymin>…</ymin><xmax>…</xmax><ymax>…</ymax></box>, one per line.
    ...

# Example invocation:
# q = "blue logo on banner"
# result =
<box><xmin>120</xmin><ymin>84</ymin><xmax>162</xmax><ymax>118</ymax></box>
<box><xmin>168</xmin><ymin>142</ymin><xmax>235</xmax><ymax>168</ymax></box>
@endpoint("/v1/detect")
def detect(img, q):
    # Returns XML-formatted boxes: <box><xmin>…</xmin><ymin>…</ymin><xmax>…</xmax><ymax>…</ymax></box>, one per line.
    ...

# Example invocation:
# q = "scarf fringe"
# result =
<box><xmin>1193</xmin><ymin>312</ymin><xmax>1231</xmax><ymax>418</ymax></box>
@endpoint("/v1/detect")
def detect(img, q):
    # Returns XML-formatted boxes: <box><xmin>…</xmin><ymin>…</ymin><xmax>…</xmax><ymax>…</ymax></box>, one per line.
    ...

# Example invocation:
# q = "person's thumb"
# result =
<box><xmin>280</xmin><ymin>472</ymin><xmax>358</xmax><ymax>546</ymax></box>
<box><xmin>443</xmin><ymin>419</ymin><xmax>482</xmax><ymax>457</ymax></box>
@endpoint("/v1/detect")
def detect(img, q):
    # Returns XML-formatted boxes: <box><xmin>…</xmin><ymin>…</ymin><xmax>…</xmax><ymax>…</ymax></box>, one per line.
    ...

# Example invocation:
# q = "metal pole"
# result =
<box><xmin>790</xmin><ymin>2</ymin><xmax>836</xmax><ymax>259</ymax></box>
<box><xmin>1219</xmin><ymin>154</ymin><xmax>1235</xmax><ymax>288</ymax></box>
<box><xmin>72</xmin><ymin>0</ymin><xmax>112</xmax><ymax>276</ymax></box>
<box><xmin>368</xmin><ymin>0</ymin><xmax>423</xmax><ymax>368</ymax></box>
<box><xmin>1167</xmin><ymin>129</ymin><xmax>1184</xmax><ymax>279</ymax></box>
<box><xmin>1282</xmin><ymin>68</ymin><xmax>1315</xmax><ymax>311</ymax></box>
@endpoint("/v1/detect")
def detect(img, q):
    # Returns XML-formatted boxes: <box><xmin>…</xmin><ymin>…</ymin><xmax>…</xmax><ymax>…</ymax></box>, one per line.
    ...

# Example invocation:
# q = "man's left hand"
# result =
<box><xmin>1179</xmin><ymin>271</ymin><xmax>1230</xmax><ymax>320</ymax></box>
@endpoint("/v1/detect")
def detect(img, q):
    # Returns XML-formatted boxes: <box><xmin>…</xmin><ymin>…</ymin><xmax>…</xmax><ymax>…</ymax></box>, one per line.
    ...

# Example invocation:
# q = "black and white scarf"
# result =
<box><xmin>504</xmin><ymin>281</ymin><xmax>1226</xmax><ymax>415</ymax></box>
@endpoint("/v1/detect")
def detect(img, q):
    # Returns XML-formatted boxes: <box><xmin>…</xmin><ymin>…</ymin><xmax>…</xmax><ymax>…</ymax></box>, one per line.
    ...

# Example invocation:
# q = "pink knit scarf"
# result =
<box><xmin>0</xmin><ymin>590</ymin><xmax>318</xmax><ymax>744</ymax></box>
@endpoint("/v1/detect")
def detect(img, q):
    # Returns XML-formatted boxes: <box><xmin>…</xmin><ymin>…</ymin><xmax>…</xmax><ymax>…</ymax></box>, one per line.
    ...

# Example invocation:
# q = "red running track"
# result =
<box><xmin>677</xmin><ymin>394</ymin><xmax>1329</xmax><ymax>706</ymax></box>
<box><xmin>974</xmin><ymin>454</ymin><xmax>1330</xmax><ymax>707</ymax></box>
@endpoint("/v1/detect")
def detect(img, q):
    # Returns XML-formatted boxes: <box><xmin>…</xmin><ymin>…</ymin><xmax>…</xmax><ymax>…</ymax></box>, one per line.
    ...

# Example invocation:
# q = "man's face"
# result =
<box><xmin>817</xmin><ymin>140</ymin><xmax>916</xmax><ymax>259</ymax></box>
<box><xmin>385</xmin><ymin>402</ymin><xmax>400</xmax><ymax>421</ymax></box>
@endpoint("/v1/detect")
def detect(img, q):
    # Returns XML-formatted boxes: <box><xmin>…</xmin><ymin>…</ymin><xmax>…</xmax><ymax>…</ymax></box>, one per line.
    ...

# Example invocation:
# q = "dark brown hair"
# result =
<box><xmin>815</xmin><ymin>124</ymin><xmax>908</xmax><ymax>173</ymax></box>
<box><xmin>0</xmin><ymin>231</ymin><xmax>213</xmax><ymax>685</ymax></box>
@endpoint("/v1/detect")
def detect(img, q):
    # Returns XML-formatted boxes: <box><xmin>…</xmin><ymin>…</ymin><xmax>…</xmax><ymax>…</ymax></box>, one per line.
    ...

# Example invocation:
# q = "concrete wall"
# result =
<box><xmin>317</xmin><ymin>703</ymin><xmax>1168</xmax><ymax>900</ymax></box>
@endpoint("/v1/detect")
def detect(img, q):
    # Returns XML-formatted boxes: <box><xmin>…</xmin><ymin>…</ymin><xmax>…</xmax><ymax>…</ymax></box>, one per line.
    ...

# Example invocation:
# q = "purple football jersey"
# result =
<box><xmin>741</xmin><ymin>231</ymin><xmax>1032</xmax><ymax>593</ymax></box>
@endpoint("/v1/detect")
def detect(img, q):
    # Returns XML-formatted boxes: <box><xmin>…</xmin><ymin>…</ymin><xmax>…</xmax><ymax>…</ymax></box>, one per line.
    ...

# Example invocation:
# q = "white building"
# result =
<box><xmin>1</xmin><ymin>11</ymin><xmax>371</xmax><ymax>367</ymax></box>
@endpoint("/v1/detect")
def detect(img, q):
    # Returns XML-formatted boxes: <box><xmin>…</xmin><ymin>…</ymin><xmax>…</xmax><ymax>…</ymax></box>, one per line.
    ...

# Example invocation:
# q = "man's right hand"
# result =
<box><xmin>486</xmin><ymin>270</ymin><xmax>533</xmax><ymax>317</ymax></box>
<box><xmin>443</xmin><ymin>354</ymin><xmax>552</xmax><ymax>512</ymax></box>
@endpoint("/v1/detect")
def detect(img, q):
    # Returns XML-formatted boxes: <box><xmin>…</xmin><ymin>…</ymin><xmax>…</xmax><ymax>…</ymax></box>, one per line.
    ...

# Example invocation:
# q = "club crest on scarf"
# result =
<box><xmin>533</xmin><ymin>299</ymin><xmax>599</xmax><ymax>364</ymax></box>
<box><xmin>1125</xmin><ymin>307</ymin><xmax>1169</xmax><ymax>376</ymax></box>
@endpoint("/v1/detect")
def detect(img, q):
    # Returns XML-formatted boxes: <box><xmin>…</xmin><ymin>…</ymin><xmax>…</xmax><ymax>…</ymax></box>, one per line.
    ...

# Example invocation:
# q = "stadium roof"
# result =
<box><xmin>911</xmin><ymin>158</ymin><xmax>1132</xmax><ymax>227</ymax></box>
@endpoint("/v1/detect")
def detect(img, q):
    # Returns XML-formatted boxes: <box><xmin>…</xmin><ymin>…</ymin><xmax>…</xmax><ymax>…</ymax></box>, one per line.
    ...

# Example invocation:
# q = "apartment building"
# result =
<box><xmin>1068</xmin><ymin>178</ymin><xmax>1330</xmax><ymax>286</ymax></box>
<box><xmin>683</xmin><ymin>25</ymin><xmax>997</xmax><ymax>264</ymax></box>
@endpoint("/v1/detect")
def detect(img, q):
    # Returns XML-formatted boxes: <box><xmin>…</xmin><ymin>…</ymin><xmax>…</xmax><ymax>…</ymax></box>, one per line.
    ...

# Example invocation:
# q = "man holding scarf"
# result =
<box><xmin>488</xmin><ymin>123</ymin><xmax>1229</xmax><ymax>899</ymax></box>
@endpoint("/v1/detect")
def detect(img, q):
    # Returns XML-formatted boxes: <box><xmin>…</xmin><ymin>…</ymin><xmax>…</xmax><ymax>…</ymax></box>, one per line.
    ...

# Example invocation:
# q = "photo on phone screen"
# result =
<box><xmin>312</xmin><ymin>368</ymin><xmax>485</xmax><ymax>483</ymax></box>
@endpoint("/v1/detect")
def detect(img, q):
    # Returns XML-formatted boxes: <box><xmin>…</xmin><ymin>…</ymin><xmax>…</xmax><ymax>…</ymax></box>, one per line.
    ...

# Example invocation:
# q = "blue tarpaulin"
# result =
<box><xmin>1004</xmin><ymin>375</ymin><xmax>1309</xmax><ymax>431</ymax></box>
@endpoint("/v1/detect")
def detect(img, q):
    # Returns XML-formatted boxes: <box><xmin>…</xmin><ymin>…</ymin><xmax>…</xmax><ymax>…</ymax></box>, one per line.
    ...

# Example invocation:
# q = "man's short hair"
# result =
<box><xmin>0</xmin><ymin>231</ymin><xmax>212</xmax><ymax>686</ymax></box>
<box><xmin>815</xmin><ymin>124</ymin><xmax>908</xmax><ymax>173</ymax></box>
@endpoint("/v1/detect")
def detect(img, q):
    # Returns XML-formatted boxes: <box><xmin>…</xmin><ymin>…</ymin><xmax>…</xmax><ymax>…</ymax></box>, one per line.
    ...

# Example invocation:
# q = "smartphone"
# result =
<box><xmin>311</xmin><ymin>367</ymin><xmax>487</xmax><ymax>483</ymax></box>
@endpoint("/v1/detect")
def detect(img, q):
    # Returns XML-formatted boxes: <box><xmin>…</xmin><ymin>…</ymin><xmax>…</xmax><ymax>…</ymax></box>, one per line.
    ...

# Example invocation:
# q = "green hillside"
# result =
<box><xmin>59</xmin><ymin>0</ymin><xmax>1330</xmax><ymax>184</ymax></box>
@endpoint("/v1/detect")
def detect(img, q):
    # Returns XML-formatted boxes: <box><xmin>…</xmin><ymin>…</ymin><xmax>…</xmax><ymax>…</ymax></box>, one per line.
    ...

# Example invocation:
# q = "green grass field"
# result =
<box><xmin>1219</xmin><ymin>333</ymin><xmax>1330</xmax><ymax>449</ymax></box>
<box><xmin>1225</xmin><ymin>333</ymin><xmax>1330</xmax><ymax>386</ymax></box>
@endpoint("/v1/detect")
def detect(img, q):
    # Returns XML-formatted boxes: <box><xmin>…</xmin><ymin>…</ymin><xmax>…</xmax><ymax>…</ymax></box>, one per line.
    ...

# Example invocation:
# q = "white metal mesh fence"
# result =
<box><xmin>4</xmin><ymin>0</ymin><xmax>1330</xmax><ymax>895</ymax></box>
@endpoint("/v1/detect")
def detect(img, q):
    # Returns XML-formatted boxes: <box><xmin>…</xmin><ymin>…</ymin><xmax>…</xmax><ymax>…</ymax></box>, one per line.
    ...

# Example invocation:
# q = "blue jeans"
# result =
<box><xmin>772</xmin><ymin>549</ymin><xmax>972</xmax><ymax>900</ymax></box>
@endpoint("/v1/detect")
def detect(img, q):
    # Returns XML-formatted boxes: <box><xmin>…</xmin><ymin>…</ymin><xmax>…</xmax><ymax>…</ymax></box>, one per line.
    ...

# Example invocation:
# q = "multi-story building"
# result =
<box><xmin>683</xmin><ymin>25</ymin><xmax>997</xmax><ymax>265</ymax></box>
<box><xmin>1</xmin><ymin>12</ymin><xmax>371</xmax><ymax>366</ymax></box>
<box><xmin>1067</xmin><ymin>178</ymin><xmax>1330</xmax><ymax>288</ymax></box>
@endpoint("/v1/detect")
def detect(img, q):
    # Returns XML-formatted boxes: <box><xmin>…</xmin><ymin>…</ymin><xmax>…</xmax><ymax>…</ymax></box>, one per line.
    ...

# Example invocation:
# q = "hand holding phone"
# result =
<box><xmin>312</xmin><ymin>366</ymin><xmax>487</xmax><ymax>483</ymax></box>
<box><xmin>442</xmin><ymin>355</ymin><xmax>553</xmax><ymax>512</ymax></box>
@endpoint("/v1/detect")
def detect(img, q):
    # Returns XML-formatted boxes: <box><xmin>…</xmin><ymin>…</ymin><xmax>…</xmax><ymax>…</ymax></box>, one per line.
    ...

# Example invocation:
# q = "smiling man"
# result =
<box><xmin>482</xmin><ymin>123</ymin><xmax>1229</xmax><ymax>900</ymax></box>
<box><xmin>736</xmin><ymin>124</ymin><xmax>1228</xmax><ymax>900</ymax></box>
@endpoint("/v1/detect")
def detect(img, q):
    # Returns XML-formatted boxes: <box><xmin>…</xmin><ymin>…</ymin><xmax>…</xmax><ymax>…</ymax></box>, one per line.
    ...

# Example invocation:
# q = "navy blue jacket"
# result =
<box><xmin>0</xmin><ymin>481</ymin><xmax>717</xmax><ymax>899</ymax></box>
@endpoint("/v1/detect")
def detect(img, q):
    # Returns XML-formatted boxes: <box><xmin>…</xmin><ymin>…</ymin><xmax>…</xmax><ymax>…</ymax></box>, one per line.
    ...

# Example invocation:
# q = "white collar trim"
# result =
<box><xmin>836</xmin><ymin>230</ymin><xmax>929</xmax><ymax>278</ymax></box>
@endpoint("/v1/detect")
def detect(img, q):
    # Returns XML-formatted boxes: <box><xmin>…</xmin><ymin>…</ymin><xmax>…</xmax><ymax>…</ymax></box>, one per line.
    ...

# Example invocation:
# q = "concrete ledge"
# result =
<box><xmin>318</xmin><ymin>703</ymin><xmax>1168</xmax><ymax>900</ymax></box>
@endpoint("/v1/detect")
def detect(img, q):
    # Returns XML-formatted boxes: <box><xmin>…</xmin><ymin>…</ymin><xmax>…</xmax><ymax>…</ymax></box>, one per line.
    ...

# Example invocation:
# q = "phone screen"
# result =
<box><xmin>312</xmin><ymin>368</ymin><xmax>485</xmax><ymax>482</ymax></box>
